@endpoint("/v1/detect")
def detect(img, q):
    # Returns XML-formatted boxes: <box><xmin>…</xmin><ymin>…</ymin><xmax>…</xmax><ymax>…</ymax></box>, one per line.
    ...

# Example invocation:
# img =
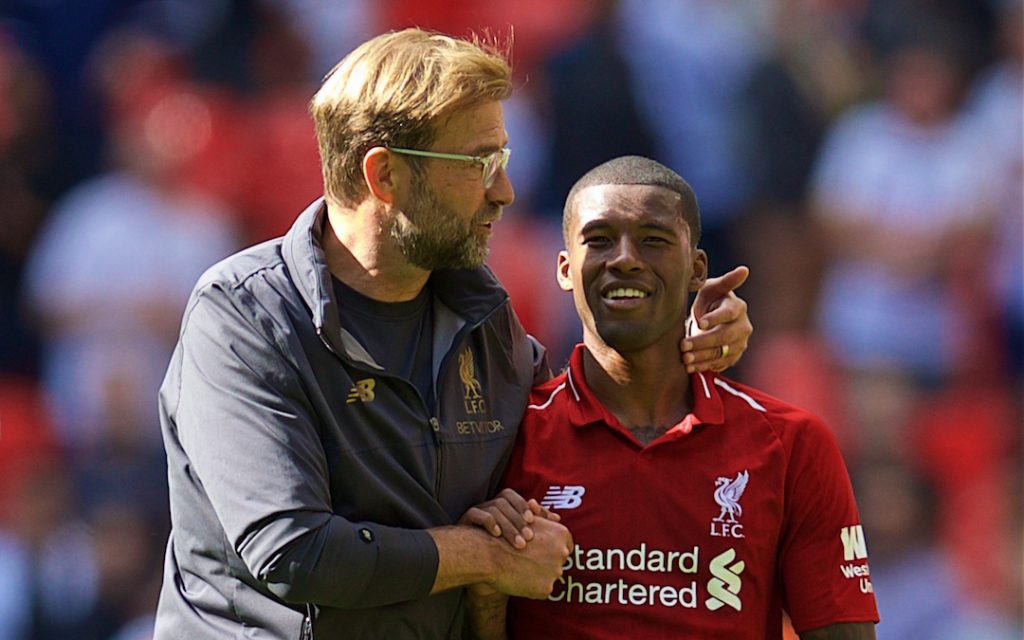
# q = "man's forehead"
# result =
<box><xmin>433</xmin><ymin>100</ymin><xmax>508</xmax><ymax>152</ymax></box>
<box><xmin>574</xmin><ymin>184</ymin><xmax>683</xmax><ymax>222</ymax></box>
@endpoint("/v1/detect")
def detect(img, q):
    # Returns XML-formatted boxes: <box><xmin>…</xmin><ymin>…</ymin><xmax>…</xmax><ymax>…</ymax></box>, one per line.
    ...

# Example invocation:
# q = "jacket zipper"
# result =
<box><xmin>319</xmin><ymin>326</ymin><xmax>447</xmax><ymax>498</ymax></box>
<box><xmin>429</xmin><ymin>416</ymin><xmax>443</xmax><ymax>496</ymax></box>
<box><xmin>427</xmin><ymin>309</ymin><xmax>498</xmax><ymax>500</ymax></box>
<box><xmin>302</xmin><ymin>604</ymin><xmax>314</xmax><ymax>639</ymax></box>
<box><xmin>319</xmin><ymin>297</ymin><xmax>509</xmax><ymax>502</ymax></box>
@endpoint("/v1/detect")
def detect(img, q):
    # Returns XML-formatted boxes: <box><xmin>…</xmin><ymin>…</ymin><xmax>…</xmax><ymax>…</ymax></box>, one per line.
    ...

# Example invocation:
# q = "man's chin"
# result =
<box><xmin>596</xmin><ymin>325</ymin><xmax>657</xmax><ymax>353</ymax></box>
<box><xmin>406</xmin><ymin>242</ymin><xmax>489</xmax><ymax>271</ymax></box>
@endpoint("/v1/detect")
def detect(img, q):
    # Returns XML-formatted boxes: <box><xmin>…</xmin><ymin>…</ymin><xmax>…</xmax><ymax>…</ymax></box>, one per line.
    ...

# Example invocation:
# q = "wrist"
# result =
<box><xmin>428</xmin><ymin>525</ymin><xmax>507</xmax><ymax>593</ymax></box>
<box><xmin>468</xmin><ymin>582</ymin><xmax>507</xmax><ymax>601</ymax></box>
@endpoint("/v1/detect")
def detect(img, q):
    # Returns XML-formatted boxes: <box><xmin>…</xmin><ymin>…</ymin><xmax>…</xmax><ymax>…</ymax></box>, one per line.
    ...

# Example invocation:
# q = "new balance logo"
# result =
<box><xmin>705</xmin><ymin>548</ymin><xmax>745</xmax><ymax>612</ymax></box>
<box><xmin>346</xmin><ymin>378</ymin><xmax>376</xmax><ymax>403</ymax></box>
<box><xmin>840</xmin><ymin>525</ymin><xmax>868</xmax><ymax>561</ymax></box>
<box><xmin>541</xmin><ymin>485</ymin><xmax>585</xmax><ymax>510</ymax></box>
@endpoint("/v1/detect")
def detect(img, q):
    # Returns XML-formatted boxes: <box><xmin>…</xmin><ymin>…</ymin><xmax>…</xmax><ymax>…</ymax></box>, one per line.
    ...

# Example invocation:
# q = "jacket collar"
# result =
<box><xmin>564</xmin><ymin>344</ymin><xmax>725</xmax><ymax>438</ymax></box>
<box><xmin>282</xmin><ymin>198</ymin><xmax>509</xmax><ymax>363</ymax></box>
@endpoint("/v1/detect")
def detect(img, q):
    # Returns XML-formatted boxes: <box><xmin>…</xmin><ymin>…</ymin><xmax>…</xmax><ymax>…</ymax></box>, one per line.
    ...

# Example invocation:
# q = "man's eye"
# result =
<box><xmin>583</xmin><ymin>236</ymin><xmax>611</xmax><ymax>246</ymax></box>
<box><xmin>643</xmin><ymin>236</ymin><xmax>670</xmax><ymax>245</ymax></box>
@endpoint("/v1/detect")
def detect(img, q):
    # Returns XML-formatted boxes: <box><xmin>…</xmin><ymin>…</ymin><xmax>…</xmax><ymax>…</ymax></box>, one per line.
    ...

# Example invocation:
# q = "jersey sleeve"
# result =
<box><xmin>167</xmin><ymin>283</ymin><xmax>438</xmax><ymax>609</ymax></box>
<box><xmin>778</xmin><ymin>414</ymin><xmax>879</xmax><ymax>632</ymax></box>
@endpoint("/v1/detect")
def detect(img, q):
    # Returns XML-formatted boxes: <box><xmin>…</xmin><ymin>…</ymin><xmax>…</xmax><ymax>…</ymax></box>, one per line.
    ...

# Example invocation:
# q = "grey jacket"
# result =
<box><xmin>155</xmin><ymin>199</ymin><xmax>546</xmax><ymax>639</ymax></box>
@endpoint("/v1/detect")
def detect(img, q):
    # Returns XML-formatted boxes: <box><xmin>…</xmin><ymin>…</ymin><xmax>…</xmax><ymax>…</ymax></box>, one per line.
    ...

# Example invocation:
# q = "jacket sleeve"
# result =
<box><xmin>168</xmin><ymin>283</ymin><xmax>438</xmax><ymax>608</ymax></box>
<box><xmin>527</xmin><ymin>334</ymin><xmax>552</xmax><ymax>385</ymax></box>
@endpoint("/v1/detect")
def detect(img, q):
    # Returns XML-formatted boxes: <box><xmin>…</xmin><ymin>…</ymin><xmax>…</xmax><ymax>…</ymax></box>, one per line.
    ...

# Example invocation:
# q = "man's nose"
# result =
<box><xmin>607</xmin><ymin>238</ymin><xmax>643</xmax><ymax>272</ymax></box>
<box><xmin>486</xmin><ymin>166</ymin><xmax>514</xmax><ymax>207</ymax></box>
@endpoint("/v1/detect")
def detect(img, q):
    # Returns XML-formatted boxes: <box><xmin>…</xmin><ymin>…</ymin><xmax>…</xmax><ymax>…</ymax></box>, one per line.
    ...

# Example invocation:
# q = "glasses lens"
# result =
<box><xmin>482</xmin><ymin>149</ymin><xmax>511</xmax><ymax>188</ymax></box>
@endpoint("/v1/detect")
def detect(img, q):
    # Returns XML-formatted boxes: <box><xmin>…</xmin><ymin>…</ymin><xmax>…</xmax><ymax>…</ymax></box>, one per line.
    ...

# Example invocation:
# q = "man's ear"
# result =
<box><xmin>689</xmin><ymin>248</ymin><xmax>708</xmax><ymax>292</ymax></box>
<box><xmin>363</xmin><ymin>147</ymin><xmax>397</xmax><ymax>204</ymax></box>
<box><xmin>556</xmin><ymin>251</ymin><xmax>573</xmax><ymax>292</ymax></box>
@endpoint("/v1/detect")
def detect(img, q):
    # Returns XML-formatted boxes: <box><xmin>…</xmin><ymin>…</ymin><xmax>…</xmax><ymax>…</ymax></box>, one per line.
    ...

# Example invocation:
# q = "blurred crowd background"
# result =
<box><xmin>0</xmin><ymin>0</ymin><xmax>1020</xmax><ymax>638</ymax></box>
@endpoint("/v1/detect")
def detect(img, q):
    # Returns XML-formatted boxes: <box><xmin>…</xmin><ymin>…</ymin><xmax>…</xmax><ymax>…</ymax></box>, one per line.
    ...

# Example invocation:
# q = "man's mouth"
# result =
<box><xmin>476</xmin><ymin>207</ymin><xmax>501</xmax><ymax>228</ymax></box>
<box><xmin>603</xmin><ymin>287</ymin><xmax>649</xmax><ymax>300</ymax></box>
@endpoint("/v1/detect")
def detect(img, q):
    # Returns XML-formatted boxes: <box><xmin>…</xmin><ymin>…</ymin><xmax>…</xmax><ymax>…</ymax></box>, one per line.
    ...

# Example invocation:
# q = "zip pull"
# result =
<box><xmin>302</xmin><ymin>603</ymin><xmax>314</xmax><ymax>639</ymax></box>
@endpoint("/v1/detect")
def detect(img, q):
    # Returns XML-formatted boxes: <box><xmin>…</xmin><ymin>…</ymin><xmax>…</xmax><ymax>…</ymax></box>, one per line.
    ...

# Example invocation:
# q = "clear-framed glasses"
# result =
<box><xmin>388</xmin><ymin>147</ymin><xmax>511</xmax><ymax>189</ymax></box>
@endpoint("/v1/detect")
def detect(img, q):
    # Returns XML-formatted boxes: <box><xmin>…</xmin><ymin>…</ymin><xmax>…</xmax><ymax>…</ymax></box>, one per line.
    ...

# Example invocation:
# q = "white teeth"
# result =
<box><xmin>605</xmin><ymin>288</ymin><xmax>648</xmax><ymax>299</ymax></box>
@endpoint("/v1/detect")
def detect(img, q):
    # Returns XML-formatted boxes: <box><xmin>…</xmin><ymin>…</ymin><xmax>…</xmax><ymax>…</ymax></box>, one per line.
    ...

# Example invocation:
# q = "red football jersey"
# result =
<box><xmin>503</xmin><ymin>345</ymin><xmax>879</xmax><ymax>639</ymax></box>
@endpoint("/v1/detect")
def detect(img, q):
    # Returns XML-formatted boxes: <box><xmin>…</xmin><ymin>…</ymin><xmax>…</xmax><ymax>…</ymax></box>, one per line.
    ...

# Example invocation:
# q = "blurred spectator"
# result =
<box><xmin>278</xmin><ymin>0</ymin><xmax>374</xmax><ymax>79</ymax></box>
<box><xmin>863</xmin><ymin>0</ymin><xmax>995</xmax><ymax>74</ymax></box>
<box><xmin>618</xmin><ymin>0</ymin><xmax>770</xmax><ymax>273</ymax></box>
<box><xmin>227</xmin><ymin>2</ymin><xmax>327</xmax><ymax>241</ymax></box>
<box><xmin>0</xmin><ymin>0</ymin><xmax>146</xmax><ymax>191</ymax></box>
<box><xmin>0</xmin><ymin>458</ymin><xmax>165</xmax><ymax>640</ymax></box>
<box><xmin>855</xmin><ymin>456</ymin><xmax>1022</xmax><ymax>640</ymax></box>
<box><xmin>0</xmin><ymin>32</ymin><xmax>52</xmax><ymax>377</ymax></box>
<box><xmin>964</xmin><ymin>0</ymin><xmax>1023</xmax><ymax>376</ymax></box>
<box><xmin>742</xmin><ymin>0</ymin><xmax>873</xmax><ymax>211</ymax></box>
<box><xmin>377</xmin><ymin>0</ymin><xmax>595</xmax><ymax>77</ymax></box>
<box><xmin>910</xmin><ymin>383</ymin><xmax>1020</xmax><ymax>623</ymax></box>
<box><xmin>77</xmin><ymin>502</ymin><xmax>165</xmax><ymax>640</ymax></box>
<box><xmin>0</xmin><ymin>376</ymin><xmax>58</xmax><ymax>640</ymax></box>
<box><xmin>0</xmin><ymin>532</ymin><xmax>30</xmax><ymax>640</ymax></box>
<box><xmin>22</xmin><ymin>29</ymin><xmax>238</xmax><ymax>454</ymax></box>
<box><xmin>156</xmin><ymin>2</ymin><xmax>327</xmax><ymax>243</ymax></box>
<box><xmin>735</xmin><ymin>0</ymin><xmax>874</xmax><ymax>424</ymax></box>
<box><xmin>0</xmin><ymin>459</ymin><xmax>99</xmax><ymax>639</ymax></box>
<box><xmin>534</xmin><ymin>0</ymin><xmax>658</xmax><ymax>218</ymax></box>
<box><xmin>810</xmin><ymin>18</ymin><xmax>1000</xmax><ymax>435</ymax></box>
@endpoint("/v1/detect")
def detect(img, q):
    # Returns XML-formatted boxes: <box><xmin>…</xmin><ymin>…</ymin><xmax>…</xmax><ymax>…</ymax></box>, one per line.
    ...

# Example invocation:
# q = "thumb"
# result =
<box><xmin>692</xmin><ymin>266</ymin><xmax>749</xmax><ymax>315</ymax></box>
<box><xmin>703</xmin><ymin>265</ymin><xmax>750</xmax><ymax>296</ymax></box>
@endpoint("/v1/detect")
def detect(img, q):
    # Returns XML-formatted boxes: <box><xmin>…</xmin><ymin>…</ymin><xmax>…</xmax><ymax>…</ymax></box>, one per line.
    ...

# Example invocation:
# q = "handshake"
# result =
<box><xmin>459</xmin><ymin>488</ymin><xmax>574</xmax><ymax>601</ymax></box>
<box><xmin>428</xmin><ymin>487</ymin><xmax>573</xmax><ymax>611</ymax></box>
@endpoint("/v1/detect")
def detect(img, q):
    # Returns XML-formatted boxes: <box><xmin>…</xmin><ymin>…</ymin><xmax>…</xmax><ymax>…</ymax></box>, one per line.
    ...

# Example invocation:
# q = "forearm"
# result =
<box><xmin>467</xmin><ymin>587</ymin><xmax>509</xmax><ymax>640</ymax></box>
<box><xmin>427</xmin><ymin>525</ymin><xmax>501</xmax><ymax>594</ymax></box>
<box><xmin>428</xmin><ymin>518</ymin><xmax>573</xmax><ymax>600</ymax></box>
<box><xmin>800</xmin><ymin>622</ymin><xmax>876</xmax><ymax>640</ymax></box>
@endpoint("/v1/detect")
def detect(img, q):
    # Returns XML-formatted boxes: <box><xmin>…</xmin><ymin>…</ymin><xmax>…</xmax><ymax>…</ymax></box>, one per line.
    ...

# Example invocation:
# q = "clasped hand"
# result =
<box><xmin>459</xmin><ymin>488</ymin><xmax>573</xmax><ymax>600</ymax></box>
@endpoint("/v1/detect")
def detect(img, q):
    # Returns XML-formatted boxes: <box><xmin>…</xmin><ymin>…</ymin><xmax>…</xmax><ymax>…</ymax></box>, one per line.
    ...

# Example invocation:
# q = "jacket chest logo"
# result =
<box><xmin>346</xmin><ymin>378</ymin><xmax>376</xmax><ymax>403</ymax></box>
<box><xmin>454</xmin><ymin>347</ymin><xmax>503</xmax><ymax>436</ymax></box>
<box><xmin>459</xmin><ymin>347</ymin><xmax>487</xmax><ymax>414</ymax></box>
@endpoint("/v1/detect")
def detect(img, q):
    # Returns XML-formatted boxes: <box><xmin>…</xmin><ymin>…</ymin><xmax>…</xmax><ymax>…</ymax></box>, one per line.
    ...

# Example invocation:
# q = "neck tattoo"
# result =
<box><xmin>628</xmin><ymin>424</ymin><xmax>670</xmax><ymax>446</ymax></box>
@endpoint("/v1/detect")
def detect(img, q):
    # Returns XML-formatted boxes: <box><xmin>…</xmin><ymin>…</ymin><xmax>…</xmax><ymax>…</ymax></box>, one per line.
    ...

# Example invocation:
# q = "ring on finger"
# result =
<box><xmin>720</xmin><ymin>344</ymin><xmax>730</xmax><ymax>359</ymax></box>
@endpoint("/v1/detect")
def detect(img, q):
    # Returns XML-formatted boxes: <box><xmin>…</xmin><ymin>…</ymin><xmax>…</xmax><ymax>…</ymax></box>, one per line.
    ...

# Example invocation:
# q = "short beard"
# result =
<box><xmin>387</xmin><ymin>173</ymin><xmax>494</xmax><ymax>270</ymax></box>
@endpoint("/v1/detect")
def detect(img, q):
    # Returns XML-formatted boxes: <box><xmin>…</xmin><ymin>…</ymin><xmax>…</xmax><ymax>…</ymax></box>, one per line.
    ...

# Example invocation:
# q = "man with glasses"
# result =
<box><xmin>154</xmin><ymin>29</ymin><xmax>752</xmax><ymax>638</ymax></box>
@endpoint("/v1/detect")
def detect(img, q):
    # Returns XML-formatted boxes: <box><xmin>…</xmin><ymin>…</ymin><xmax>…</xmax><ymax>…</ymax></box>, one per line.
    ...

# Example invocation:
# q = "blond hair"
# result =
<box><xmin>310</xmin><ymin>29</ymin><xmax>513</xmax><ymax>205</ymax></box>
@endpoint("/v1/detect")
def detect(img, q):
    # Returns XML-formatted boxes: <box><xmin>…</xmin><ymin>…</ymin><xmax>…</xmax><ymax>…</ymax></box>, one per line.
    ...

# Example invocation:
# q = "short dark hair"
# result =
<box><xmin>563</xmin><ymin>156</ymin><xmax>701</xmax><ymax>246</ymax></box>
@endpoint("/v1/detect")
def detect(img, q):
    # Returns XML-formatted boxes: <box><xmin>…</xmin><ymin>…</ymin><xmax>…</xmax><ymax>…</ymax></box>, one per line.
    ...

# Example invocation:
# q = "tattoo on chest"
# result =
<box><xmin>628</xmin><ymin>425</ymin><xmax>670</xmax><ymax>446</ymax></box>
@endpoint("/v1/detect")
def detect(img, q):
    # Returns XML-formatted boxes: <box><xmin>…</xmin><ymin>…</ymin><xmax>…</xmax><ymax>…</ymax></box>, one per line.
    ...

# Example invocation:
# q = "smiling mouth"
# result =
<box><xmin>603</xmin><ymin>287</ymin><xmax>649</xmax><ymax>300</ymax></box>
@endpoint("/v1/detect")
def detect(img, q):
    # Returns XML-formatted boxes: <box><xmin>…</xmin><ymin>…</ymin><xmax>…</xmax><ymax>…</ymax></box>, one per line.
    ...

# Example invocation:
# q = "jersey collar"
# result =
<box><xmin>564</xmin><ymin>344</ymin><xmax>726</xmax><ymax>438</ymax></box>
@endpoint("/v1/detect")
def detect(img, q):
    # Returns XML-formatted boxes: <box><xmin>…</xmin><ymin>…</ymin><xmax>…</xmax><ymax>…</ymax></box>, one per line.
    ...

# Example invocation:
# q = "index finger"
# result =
<box><xmin>496</xmin><ymin>488</ymin><xmax>535</xmax><ymax>522</ymax></box>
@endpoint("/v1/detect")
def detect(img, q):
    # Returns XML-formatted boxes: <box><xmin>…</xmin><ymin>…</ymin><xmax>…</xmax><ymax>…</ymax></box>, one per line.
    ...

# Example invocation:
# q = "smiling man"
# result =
<box><xmin>154</xmin><ymin>32</ymin><xmax>752</xmax><ymax>639</ymax></box>
<box><xmin>485</xmin><ymin>156</ymin><xmax>879</xmax><ymax>639</ymax></box>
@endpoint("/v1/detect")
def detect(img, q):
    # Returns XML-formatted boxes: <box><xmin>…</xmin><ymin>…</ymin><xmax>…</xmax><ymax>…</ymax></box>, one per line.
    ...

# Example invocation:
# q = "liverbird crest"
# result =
<box><xmin>459</xmin><ymin>348</ymin><xmax>483</xmax><ymax>400</ymax></box>
<box><xmin>713</xmin><ymin>470</ymin><xmax>749</xmax><ymax>523</ymax></box>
